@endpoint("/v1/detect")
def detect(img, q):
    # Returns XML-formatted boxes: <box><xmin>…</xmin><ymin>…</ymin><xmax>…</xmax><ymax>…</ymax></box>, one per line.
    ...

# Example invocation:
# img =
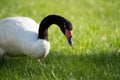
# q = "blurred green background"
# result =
<box><xmin>0</xmin><ymin>0</ymin><xmax>120</xmax><ymax>80</ymax></box>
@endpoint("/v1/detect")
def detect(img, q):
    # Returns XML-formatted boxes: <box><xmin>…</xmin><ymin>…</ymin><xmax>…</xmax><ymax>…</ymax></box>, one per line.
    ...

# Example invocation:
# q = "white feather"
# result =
<box><xmin>0</xmin><ymin>17</ymin><xmax>50</xmax><ymax>59</ymax></box>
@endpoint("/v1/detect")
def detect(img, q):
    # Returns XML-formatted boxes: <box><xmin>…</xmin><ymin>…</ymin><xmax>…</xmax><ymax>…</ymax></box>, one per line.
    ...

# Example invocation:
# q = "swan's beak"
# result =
<box><xmin>68</xmin><ymin>38</ymin><xmax>73</xmax><ymax>46</ymax></box>
<box><xmin>65</xmin><ymin>30</ymin><xmax>73</xmax><ymax>46</ymax></box>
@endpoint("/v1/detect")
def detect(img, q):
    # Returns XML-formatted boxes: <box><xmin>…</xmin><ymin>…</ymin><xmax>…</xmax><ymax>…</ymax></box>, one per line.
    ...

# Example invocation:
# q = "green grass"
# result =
<box><xmin>0</xmin><ymin>0</ymin><xmax>120</xmax><ymax>80</ymax></box>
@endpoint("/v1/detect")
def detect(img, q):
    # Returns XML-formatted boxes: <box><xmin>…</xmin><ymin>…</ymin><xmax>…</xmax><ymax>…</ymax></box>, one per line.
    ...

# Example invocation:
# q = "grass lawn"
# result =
<box><xmin>0</xmin><ymin>0</ymin><xmax>120</xmax><ymax>80</ymax></box>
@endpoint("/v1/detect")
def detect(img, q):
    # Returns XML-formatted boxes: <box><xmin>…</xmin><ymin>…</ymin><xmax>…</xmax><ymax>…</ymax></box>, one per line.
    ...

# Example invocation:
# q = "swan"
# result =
<box><xmin>0</xmin><ymin>15</ymin><xmax>73</xmax><ymax>64</ymax></box>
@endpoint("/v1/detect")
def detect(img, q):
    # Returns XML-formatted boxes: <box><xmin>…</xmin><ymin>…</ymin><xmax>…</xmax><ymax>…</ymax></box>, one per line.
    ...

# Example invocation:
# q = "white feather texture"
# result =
<box><xmin>0</xmin><ymin>17</ymin><xmax>50</xmax><ymax>59</ymax></box>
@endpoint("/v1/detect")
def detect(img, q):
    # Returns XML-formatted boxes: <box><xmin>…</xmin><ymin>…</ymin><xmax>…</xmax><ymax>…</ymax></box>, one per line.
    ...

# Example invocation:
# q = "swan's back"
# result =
<box><xmin>0</xmin><ymin>17</ymin><xmax>39</xmax><ymax>40</ymax></box>
<box><xmin>0</xmin><ymin>17</ymin><xmax>40</xmax><ymax>55</ymax></box>
<box><xmin>0</xmin><ymin>17</ymin><xmax>39</xmax><ymax>32</ymax></box>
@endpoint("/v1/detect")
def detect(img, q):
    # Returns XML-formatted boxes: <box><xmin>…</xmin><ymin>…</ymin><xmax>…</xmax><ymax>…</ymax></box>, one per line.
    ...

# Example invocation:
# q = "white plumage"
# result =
<box><xmin>0</xmin><ymin>17</ymin><xmax>50</xmax><ymax>59</ymax></box>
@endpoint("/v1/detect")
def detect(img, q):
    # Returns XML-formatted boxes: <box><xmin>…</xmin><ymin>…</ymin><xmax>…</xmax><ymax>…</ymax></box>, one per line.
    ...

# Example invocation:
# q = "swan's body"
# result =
<box><xmin>0</xmin><ymin>17</ymin><xmax>50</xmax><ymax>58</ymax></box>
<box><xmin>0</xmin><ymin>15</ymin><xmax>73</xmax><ymax>65</ymax></box>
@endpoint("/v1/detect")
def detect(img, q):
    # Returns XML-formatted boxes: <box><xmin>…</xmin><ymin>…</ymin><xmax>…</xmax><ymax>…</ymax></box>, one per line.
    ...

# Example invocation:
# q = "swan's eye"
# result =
<box><xmin>64</xmin><ymin>23</ymin><xmax>67</xmax><ymax>29</ymax></box>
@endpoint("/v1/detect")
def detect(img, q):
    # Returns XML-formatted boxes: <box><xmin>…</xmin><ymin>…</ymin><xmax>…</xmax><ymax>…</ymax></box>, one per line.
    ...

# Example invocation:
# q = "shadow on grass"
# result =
<box><xmin>0</xmin><ymin>50</ymin><xmax>120</xmax><ymax>79</ymax></box>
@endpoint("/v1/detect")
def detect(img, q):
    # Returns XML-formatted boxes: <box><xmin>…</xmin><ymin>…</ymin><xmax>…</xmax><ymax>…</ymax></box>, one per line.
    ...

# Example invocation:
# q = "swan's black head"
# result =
<box><xmin>38</xmin><ymin>15</ymin><xmax>73</xmax><ymax>46</ymax></box>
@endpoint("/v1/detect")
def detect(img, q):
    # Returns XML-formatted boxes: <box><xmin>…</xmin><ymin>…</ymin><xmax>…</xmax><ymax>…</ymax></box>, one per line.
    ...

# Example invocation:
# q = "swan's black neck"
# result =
<box><xmin>38</xmin><ymin>15</ymin><xmax>72</xmax><ymax>41</ymax></box>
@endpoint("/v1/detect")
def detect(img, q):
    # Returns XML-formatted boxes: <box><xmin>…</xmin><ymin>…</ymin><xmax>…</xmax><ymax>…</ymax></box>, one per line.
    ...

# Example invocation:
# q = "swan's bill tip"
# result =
<box><xmin>68</xmin><ymin>38</ymin><xmax>73</xmax><ymax>47</ymax></box>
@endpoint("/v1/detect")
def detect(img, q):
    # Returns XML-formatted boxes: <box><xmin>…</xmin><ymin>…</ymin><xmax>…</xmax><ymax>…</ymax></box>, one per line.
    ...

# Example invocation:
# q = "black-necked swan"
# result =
<box><xmin>0</xmin><ymin>15</ymin><xmax>73</xmax><ymax>64</ymax></box>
